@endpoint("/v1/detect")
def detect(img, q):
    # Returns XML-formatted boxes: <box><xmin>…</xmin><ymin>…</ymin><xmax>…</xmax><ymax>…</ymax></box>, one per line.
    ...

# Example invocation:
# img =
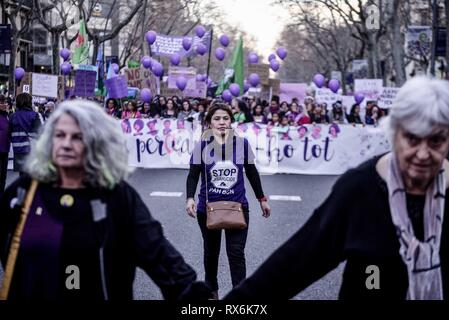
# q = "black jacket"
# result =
<box><xmin>224</xmin><ymin>155</ymin><xmax>449</xmax><ymax>300</ymax></box>
<box><xmin>0</xmin><ymin>176</ymin><xmax>209</xmax><ymax>300</ymax></box>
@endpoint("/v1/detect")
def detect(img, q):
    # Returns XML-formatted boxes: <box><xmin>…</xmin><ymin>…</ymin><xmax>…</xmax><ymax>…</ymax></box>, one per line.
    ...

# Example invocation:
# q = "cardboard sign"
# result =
<box><xmin>247</xmin><ymin>63</ymin><xmax>269</xmax><ymax>85</ymax></box>
<box><xmin>160</xmin><ymin>82</ymin><xmax>182</xmax><ymax>97</ymax></box>
<box><xmin>268</xmin><ymin>78</ymin><xmax>281</xmax><ymax>95</ymax></box>
<box><xmin>168</xmin><ymin>67</ymin><xmax>197</xmax><ymax>90</ymax></box>
<box><xmin>125</xmin><ymin>67</ymin><xmax>159</xmax><ymax>94</ymax></box>
<box><xmin>315</xmin><ymin>88</ymin><xmax>339</xmax><ymax>105</ymax></box>
<box><xmin>16</xmin><ymin>72</ymin><xmax>32</xmax><ymax>96</ymax></box>
<box><xmin>32</xmin><ymin>73</ymin><xmax>59</xmax><ymax>98</ymax></box>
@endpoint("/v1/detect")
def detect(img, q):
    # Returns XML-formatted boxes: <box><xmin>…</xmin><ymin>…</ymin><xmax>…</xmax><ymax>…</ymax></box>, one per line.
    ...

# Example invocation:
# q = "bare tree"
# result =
<box><xmin>2</xmin><ymin>0</ymin><xmax>34</xmax><ymax>95</ymax></box>
<box><xmin>34</xmin><ymin>0</ymin><xmax>84</xmax><ymax>74</ymax></box>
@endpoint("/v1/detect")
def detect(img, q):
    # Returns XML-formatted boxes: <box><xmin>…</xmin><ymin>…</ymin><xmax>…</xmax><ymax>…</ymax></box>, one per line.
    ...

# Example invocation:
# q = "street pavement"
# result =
<box><xmin>2</xmin><ymin>169</ymin><xmax>344</xmax><ymax>300</ymax></box>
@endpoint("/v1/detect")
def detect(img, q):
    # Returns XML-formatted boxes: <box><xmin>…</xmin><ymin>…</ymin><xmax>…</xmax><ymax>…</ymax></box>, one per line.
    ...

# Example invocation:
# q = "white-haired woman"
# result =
<box><xmin>225</xmin><ymin>76</ymin><xmax>449</xmax><ymax>300</ymax></box>
<box><xmin>0</xmin><ymin>100</ymin><xmax>210</xmax><ymax>300</ymax></box>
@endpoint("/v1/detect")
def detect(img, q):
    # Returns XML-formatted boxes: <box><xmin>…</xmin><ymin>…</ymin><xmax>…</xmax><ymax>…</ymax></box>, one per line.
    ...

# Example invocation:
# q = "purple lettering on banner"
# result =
<box><xmin>105</xmin><ymin>75</ymin><xmax>128</xmax><ymax>99</ymax></box>
<box><xmin>74</xmin><ymin>70</ymin><xmax>97</xmax><ymax>97</ymax></box>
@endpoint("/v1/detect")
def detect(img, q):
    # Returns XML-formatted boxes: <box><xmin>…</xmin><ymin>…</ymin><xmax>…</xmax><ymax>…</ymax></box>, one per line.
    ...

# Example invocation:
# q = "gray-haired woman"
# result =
<box><xmin>225</xmin><ymin>76</ymin><xmax>449</xmax><ymax>300</ymax></box>
<box><xmin>0</xmin><ymin>99</ymin><xmax>210</xmax><ymax>300</ymax></box>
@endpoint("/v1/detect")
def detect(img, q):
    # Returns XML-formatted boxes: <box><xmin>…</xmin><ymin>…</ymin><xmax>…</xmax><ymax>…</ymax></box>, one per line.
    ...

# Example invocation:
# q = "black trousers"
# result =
<box><xmin>0</xmin><ymin>152</ymin><xmax>8</xmax><ymax>198</ymax></box>
<box><xmin>197</xmin><ymin>209</ymin><xmax>249</xmax><ymax>292</ymax></box>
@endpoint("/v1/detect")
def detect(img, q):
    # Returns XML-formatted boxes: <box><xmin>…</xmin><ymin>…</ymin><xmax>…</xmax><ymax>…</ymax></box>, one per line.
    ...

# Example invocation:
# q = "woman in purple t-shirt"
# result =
<box><xmin>186</xmin><ymin>103</ymin><xmax>271</xmax><ymax>300</ymax></box>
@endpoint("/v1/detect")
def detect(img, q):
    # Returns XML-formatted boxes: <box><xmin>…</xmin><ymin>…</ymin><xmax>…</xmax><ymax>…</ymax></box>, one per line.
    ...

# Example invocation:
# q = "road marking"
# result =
<box><xmin>150</xmin><ymin>192</ymin><xmax>183</xmax><ymax>197</ymax></box>
<box><xmin>269</xmin><ymin>195</ymin><xmax>302</xmax><ymax>202</ymax></box>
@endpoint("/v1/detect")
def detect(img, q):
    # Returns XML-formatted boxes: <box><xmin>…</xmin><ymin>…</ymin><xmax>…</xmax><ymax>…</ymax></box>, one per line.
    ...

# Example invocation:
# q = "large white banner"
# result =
<box><xmin>122</xmin><ymin>119</ymin><xmax>391</xmax><ymax>175</ymax></box>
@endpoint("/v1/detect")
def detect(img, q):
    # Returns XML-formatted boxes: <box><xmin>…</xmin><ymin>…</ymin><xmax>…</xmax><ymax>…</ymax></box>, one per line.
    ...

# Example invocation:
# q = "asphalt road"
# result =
<box><xmin>2</xmin><ymin>169</ymin><xmax>344</xmax><ymax>300</ymax></box>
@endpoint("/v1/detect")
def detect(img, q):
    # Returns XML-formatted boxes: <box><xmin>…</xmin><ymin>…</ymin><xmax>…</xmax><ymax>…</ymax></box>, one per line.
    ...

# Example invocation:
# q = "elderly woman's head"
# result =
<box><xmin>384</xmin><ymin>76</ymin><xmax>449</xmax><ymax>189</ymax></box>
<box><xmin>26</xmin><ymin>99</ymin><xmax>131</xmax><ymax>189</ymax></box>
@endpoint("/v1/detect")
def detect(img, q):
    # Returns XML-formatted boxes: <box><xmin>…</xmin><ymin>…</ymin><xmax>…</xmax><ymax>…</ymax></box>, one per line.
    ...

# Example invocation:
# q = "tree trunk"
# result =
<box><xmin>367</xmin><ymin>33</ymin><xmax>382</xmax><ymax>81</ymax></box>
<box><xmin>91</xmin><ymin>38</ymin><xmax>100</xmax><ymax>66</ymax></box>
<box><xmin>341</xmin><ymin>68</ymin><xmax>348</xmax><ymax>95</ymax></box>
<box><xmin>8</xmin><ymin>37</ymin><xmax>19</xmax><ymax>97</ymax></box>
<box><xmin>52</xmin><ymin>31</ymin><xmax>61</xmax><ymax>75</ymax></box>
<box><xmin>445</xmin><ymin>0</ymin><xmax>449</xmax><ymax>78</ymax></box>
<box><xmin>391</xmin><ymin>0</ymin><xmax>407</xmax><ymax>86</ymax></box>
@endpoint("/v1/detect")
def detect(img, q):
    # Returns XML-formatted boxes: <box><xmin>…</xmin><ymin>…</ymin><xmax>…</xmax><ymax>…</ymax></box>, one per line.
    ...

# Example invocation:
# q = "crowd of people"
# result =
<box><xmin>3</xmin><ymin>77</ymin><xmax>449</xmax><ymax>302</ymax></box>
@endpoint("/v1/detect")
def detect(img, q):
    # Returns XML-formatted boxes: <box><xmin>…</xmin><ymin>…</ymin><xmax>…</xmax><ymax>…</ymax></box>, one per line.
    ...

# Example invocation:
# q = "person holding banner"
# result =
<box><xmin>0</xmin><ymin>100</ymin><xmax>211</xmax><ymax>300</ymax></box>
<box><xmin>121</xmin><ymin>100</ymin><xmax>141</xmax><ymax>119</ymax></box>
<box><xmin>225</xmin><ymin>76</ymin><xmax>449</xmax><ymax>300</ymax></box>
<box><xmin>185</xmin><ymin>103</ymin><xmax>271</xmax><ymax>300</ymax></box>
<box><xmin>161</xmin><ymin>98</ymin><xmax>178</xmax><ymax>119</ymax></box>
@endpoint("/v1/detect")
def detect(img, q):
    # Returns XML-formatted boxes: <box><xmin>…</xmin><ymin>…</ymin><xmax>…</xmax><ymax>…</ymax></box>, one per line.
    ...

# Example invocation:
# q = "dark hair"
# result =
<box><xmin>127</xmin><ymin>100</ymin><xmax>137</xmax><ymax>111</ymax></box>
<box><xmin>182</xmin><ymin>99</ymin><xmax>191</xmax><ymax>111</ymax></box>
<box><xmin>106</xmin><ymin>98</ymin><xmax>118</xmax><ymax>108</ymax></box>
<box><xmin>16</xmin><ymin>93</ymin><xmax>32</xmax><ymax>110</ymax></box>
<box><xmin>204</xmin><ymin>103</ymin><xmax>234</xmax><ymax>125</ymax></box>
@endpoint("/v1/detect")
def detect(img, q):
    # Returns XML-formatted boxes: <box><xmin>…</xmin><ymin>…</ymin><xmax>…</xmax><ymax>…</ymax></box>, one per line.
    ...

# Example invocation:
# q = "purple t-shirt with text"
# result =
<box><xmin>190</xmin><ymin>135</ymin><xmax>255</xmax><ymax>214</ymax></box>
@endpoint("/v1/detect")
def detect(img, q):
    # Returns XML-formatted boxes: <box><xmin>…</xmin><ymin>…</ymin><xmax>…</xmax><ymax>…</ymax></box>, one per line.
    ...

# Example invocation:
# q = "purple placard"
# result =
<box><xmin>104</xmin><ymin>75</ymin><xmax>128</xmax><ymax>99</ymax></box>
<box><xmin>74</xmin><ymin>70</ymin><xmax>97</xmax><ymax>97</ymax></box>
<box><xmin>183</xmin><ymin>81</ymin><xmax>207</xmax><ymax>98</ymax></box>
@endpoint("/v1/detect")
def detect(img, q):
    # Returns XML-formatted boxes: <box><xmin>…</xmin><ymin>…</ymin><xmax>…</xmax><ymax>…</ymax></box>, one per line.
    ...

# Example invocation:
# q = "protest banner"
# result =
<box><xmin>315</xmin><ymin>88</ymin><xmax>339</xmax><ymax>105</ymax></box>
<box><xmin>150</xmin><ymin>31</ymin><xmax>211</xmax><ymax>57</ymax></box>
<box><xmin>378</xmin><ymin>87</ymin><xmax>400</xmax><ymax>109</ymax></box>
<box><xmin>123</xmin><ymin>119</ymin><xmax>390</xmax><ymax>175</ymax></box>
<box><xmin>104</xmin><ymin>75</ymin><xmax>128</xmax><ymax>99</ymax></box>
<box><xmin>354</xmin><ymin>79</ymin><xmax>383</xmax><ymax>101</ymax></box>
<box><xmin>74</xmin><ymin>69</ymin><xmax>97</xmax><ymax>97</ymax></box>
<box><xmin>32</xmin><ymin>73</ymin><xmax>59</xmax><ymax>98</ymax></box>
<box><xmin>279</xmin><ymin>83</ymin><xmax>307</xmax><ymax>103</ymax></box>
<box><xmin>406</xmin><ymin>26</ymin><xmax>432</xmax><ymax>57</ymax></box>
<box><xmin>183</xmin><ymin>81</ymin><xmax>207</xmax><ymax>98</ymax></box>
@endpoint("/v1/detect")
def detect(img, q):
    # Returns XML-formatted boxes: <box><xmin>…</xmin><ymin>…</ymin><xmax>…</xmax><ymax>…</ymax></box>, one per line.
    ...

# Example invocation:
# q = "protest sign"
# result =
<box><xmin>150</xmin><ymin>32</ymin><xmax>211</xmax><ymax>57</ymax></box>
<box><xmin>183</xmin><ymin>81</ymin><xmax>207</xmax><ymax>98</ymax></box>
<box><xmin>104</xmin><ymin>75</ymin><xmax>128</xmax><ymax>99</ymax></box>
<box><xmin>125</xmin><ymin>67</ymin><xmax>159</xmax><ymax>94</ymax></box>
<box><xmin>354</xmin><ymin>79</ymin><xmax>383</xmax><ymax>101</ymax></box>
<box><xmin>247</xmin><ymin>63</ymin><xmax>269</xmax><ymax>85</ymax></box>
<box><xmin>315</xmin><ymin>88</ymin><xmax>339</xmax><ymax>105</ymax></box>
<box><xmin>279</xmin><ymin>83</ymin><xmax>307</xmax><ymax>103</ymax></box>
<box><xmin>378</xmin><ymin>87</ymin><xmax>400</xmax><ymax>109</ymax></box>
<box><xmin>32</xmin><ymin>73</ymin><xmax>59</xmax><ymax>98</ymax></box>
<box><xmin>168</xmin><ymin>67</ymin><xmax>197</xmax><ymax>90</ymax></box>
<box><xmin>74</xmin><ymin>69</ymin><xmax>97</xmax><ymax>97</ymax></box>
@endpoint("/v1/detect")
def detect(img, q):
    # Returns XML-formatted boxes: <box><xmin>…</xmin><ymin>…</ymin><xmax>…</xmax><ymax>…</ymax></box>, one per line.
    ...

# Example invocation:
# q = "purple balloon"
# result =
<box><xmin>243</xmin><ymin>81</ymin><xmax>250</xmax><ymax>93</ymax></box>
<box><xmin>176</xmin><ymin>76</ymin><xmax>187</xmax><ymax>91</ymax></box>
<box><xmin>229</xmin><ymin>83</ymin><xmax>241</xmax><ymax>97</ymax></box>
<box><xmin>111</xmin><ymin>63</ymin><xmax>119</xmax><ymax>74</ymax></box>
<box><xmin>268</xmin><ymin>54</ymin><xmax>276</xmax><ymax>62</ymax></box>
<box><xmin>141</xmin><ymin>56</ymin><xmax>152</xmax><ymax>69</ymax></box>
<box><xmin>248</xmin><ymin>52</ymin><xmax>258</xmax><ymax>64</ymax></box>
<box><xmin>276</xmin><ymin>47</ymin><xmax>287</xmax><ymax>60</ymax></box>
<box><xmin>219</xmin><ymin>34</ymin><xmax>230</xmax><ymax>47</ymax></box>
<box><xmin>15</xmin><ymin>67</ymin><xmax>25</xmax><ymax>81</ymax></box>
<box><xmin>222</xmin><ymin>89</ymin><xmax>232</xmax><ymax>102</ymax></box>
<box><xmin>152</xmin><ymin>62</ymin><xmax>164</xmax><ymax>77</ymax></box>
<box><xmin>354</xmin><ymin>93</ymin><xmax>365</xmax><ymax>104</ymax></box>
<box><xmin>195</xmin><ymin>25</ymin><xmax>206</xmax><ymax>38</ymax></box>
<box><xmin>182</xmin><ymin>37</ymin><xmax>192</xmax><ymax>51</ymax></box>
<box><xmin>215</xmin><ymin>47</ymin><xmax>225</xmax><ymax>61</ymax></box>
<box><xmin>141</xmin><ymin>88</ymin><xmax>152</xmax><ymax>102</ymax></box>
<box><xmin>328</xmin><ymin>79</ymin><xmax>340</xmax><ymax>93</ymax></box>
<box><xmin>207</xmin><ymin>78</ymin><xmax>213</xmax><ymax>87</ymax></box>
<box><xmin>270</xmin><ymin>59</ymin><xmax>280</xmax><ymax>72</ymax></box>
<box><xmin>196</xmin><ymin>43</ymin><xmax>207</xmax><ymax>56</ymax></box>
<box><xmin>60</xmin><ymin>62</ymin><xmax>72</xmax><ymax>75</ymax></box>
<box><xmin>60</xmin><ymin>48</ymin><xmax>71</xmax><ymax>61</ymax></box>
<box><xmin>145</xmin><ymin>30</ymin><xmax>157</xmax><ymax>45</ymax></box>
<box><xmin>248</xmin><ymin>73</ymin><xmax>260</xmax><ymax>87</ymax></box>
<box><xmin>313</xmin><ymin>73</ymin><xmax>325</xmax><ymax>88</ymax></box>
<box><xmin>196</xmin><ymin>74</ymin><xmax>203</xmax><ymax>82</ymax></box>
<box><xmin>170</xmin><ymin>53</ymin><xmax>181</xmax><ymax>66</ymax></box>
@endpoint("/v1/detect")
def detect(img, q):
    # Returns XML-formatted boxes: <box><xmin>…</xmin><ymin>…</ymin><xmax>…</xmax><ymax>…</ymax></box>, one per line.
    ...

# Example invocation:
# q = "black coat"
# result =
<box><xmin>225</xmin><ymin>155</ymin><xmax>449</xmax><ymax>300</ymax></box>
<box><xmin>0</xmin><ymin>176</ymin><xmax>209</xmax><ymax>300</ymax></box>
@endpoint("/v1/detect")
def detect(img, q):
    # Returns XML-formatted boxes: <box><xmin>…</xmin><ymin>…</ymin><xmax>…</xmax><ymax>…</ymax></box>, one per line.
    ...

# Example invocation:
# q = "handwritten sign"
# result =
<box><xmin>378</xmin><ymin>87</ymin><xmax>400</xmax><ymax>109</ymax></box>
<box><xmin>32</xmin><ymin>73</ymin><xmax>58</xmax><ymax>98</ymax></box>
<box><xmin>125</xmin><ymin>67</ymin><xmax>159</xmax><ymax>94</ymax></box>
<box><xmin>354</xmin><ymin>79</ymin><xmax>383</xmax><ymax>100</ymax></box>
<box><xmin>315</xmin><ymin>88</ymin><xmax>339</xmax><ymax>105</ymax></box>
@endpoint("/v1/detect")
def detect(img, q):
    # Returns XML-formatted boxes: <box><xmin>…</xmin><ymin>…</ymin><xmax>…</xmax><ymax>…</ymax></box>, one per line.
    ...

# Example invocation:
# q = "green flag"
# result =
<box><xmin>216</xmin><ymin>37</ymin><xmax>244</xmax><ymax>96</ymax></box>
<box><xmin>72</xmin><ymin>19</ymin><xmax>89</xmax><ymax>65</ymax></box>
<box><xmin>128</xmin><ymin>60</ymin><xmax>141</xmax><ymax>68</ymax></box>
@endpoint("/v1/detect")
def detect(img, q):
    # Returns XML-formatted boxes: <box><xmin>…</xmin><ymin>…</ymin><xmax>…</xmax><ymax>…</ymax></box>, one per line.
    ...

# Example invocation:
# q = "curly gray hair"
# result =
<box><xmin>381</xmin><ymin>76</ymin><xmax>449</xmax><ymax>145</ymax></box>
<box><xmin>25</xmin><ymin>99</ymin><xmax>132</xmax><ymax>189</ymax></box>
